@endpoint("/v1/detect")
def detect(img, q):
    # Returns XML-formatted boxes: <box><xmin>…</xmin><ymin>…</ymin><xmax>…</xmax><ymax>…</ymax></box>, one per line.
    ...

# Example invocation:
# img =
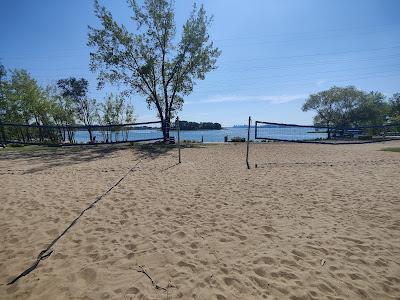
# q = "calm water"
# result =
<box><xmin>74</xmin><ymin>127</ymin><xmax>327</xmax><ymax>143</ymax></box>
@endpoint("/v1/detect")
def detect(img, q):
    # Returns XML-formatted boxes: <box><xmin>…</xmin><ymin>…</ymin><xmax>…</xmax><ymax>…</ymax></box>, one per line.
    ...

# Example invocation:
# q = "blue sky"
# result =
<box><xmin>1</xmin><ymin>0</ymin><xmax>399</xmax><ymax>126</ymax></box>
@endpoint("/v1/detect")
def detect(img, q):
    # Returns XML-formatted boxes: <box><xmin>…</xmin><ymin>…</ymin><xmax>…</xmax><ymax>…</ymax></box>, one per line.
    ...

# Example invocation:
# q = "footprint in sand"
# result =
<box><xmin>174</xmin><ymin>231</ymin><xmax>186</xmax><ymax>239</ymax></box>
<box><xmin>251</xmin><ymin>276</ymin><xmax>269</xmax><ymax>289</ymax></box>
<box><xmin>125</xmin><ymin>287</ymin><xmax>139</xmax><ymax>295</ymax></box>
<box><xmin>254</xmin><ymin>256</ymin><xmax>275</xmax><ymax>265</ymax></box>
<box><xmin>79</xmin><ymin>268</ymin><xmax>97</xmax><ymax>284</ymax></box>
<box><xmin>178</xmin><ymin>260</ymin><xmax>196</xmax><ymax>271</ymax></box>
<box><xmin>253</xmin><ymin>267</ymin><xmax>267</xmax><ymax>277</ymax></box>
<box><xmin>261</xmin><ymin>225</ymin><xmax>276</xmax><ymax>233</ymax></box>
<box><xmin>190</xmin><ymin>242</ymin><xmax>199</xmax><ymax>249</ymax></box>
<box><xmin>53</xmin><ymin>253</ymin><xmax>68</xmax><ymax>260</ymax></box>
<box><xmin>223</xmin><ymin>276</ymin><xmax>239</xmax><ymax>286</ymax></box>
<box><xmin>46</xmin><ymin>229</ymin><xmax>58</xmax><ymax>236</ymax></box>
<box><xmin>270</xmin><ymin>270</ymin><xmax>298</xmax><ymax>280</ymax></box>
<box><xmin>124</xmin><ymin>243</ymin><xmax>136</xmax><ymax>251</ymax></box>
<box><xmin>291</xmin><ymin>249</ymin><xmax>307</xmax><ymax>258</ymax></box>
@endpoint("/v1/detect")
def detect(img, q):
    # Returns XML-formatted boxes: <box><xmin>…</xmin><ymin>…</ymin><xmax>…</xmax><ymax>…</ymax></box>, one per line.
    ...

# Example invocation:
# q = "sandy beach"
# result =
<box><xmin>1</xmin><ymin>142</ymin><xmax>400</xmax><ymax>299</ymax></box>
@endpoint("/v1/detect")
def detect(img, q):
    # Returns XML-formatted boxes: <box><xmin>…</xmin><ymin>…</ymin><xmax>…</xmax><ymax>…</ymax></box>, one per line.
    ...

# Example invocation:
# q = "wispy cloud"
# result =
<box><xmin>187</xmin><ymin>94</ymin><xmax>307</xmax><ymax>105</ymax></box>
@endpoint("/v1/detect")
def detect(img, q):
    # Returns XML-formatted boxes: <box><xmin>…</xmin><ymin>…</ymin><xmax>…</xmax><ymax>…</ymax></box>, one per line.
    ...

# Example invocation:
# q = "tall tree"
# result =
<box><xmin>2</xmin><ymin>70</ymin><xmax>50</xmax><ymax>142</ymax></box>
<box><xmin>302</xmin><ymin>86</ymin><xmax>390</xmax><ymax>138</ymax></box>
<box><xmin>57</xmin><ymin>77</ymin><xmax>98</xmax><ymax>142</ymax></box>
<box><xmin>44</xmin><ymin>85</ymin><xmax>77</xmax><ymax>143</ymax></box>
<box><xmin>88</xmin><ymin>0</ymin><xmax>220</xmax><ymax>141</ymax></box>
<box><xmin>302</xmin><ymin>86</ymin><xmax>349</xmax><ymax>138</ymax></box>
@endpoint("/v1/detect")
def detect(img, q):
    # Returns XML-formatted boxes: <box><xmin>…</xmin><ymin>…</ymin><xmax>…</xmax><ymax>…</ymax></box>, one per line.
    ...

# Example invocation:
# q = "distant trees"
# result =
<box><xmin>97</xmin><ymin>93</ymin><xmax>135</xmax><ymax>142</ymax></box>
<box><xmin>0</xmin><ymin>63</ymin><xmax>135</xmax><ymax>144</ymax></box>
<box><xmin>0</xmin><ymin>64</ymin><xmax>7</xmax><ymax>143</ymax></box>
<box><xmin>44</xmin><ymin>85</ymin><xmax>76</xmax><ymax>143</ymax></box>
<box><xmin>57</xmin><ymin>77</ymin><xmax>98</xmax><ymax>142</ymax></box>
<box><xmin>302</xmin><ymin>86</ymin><xmax>396</xmax><ymax>138</ymax></box>
<box><xmin>0</xmin><ymin>69</ymin><xmax>56</xmax><ymax>142</ymax></box>
<box><xmin>88</xmin><ymin>0</ymin><xmax>220</xmax><ymax>141</ymax></box>
<box><xmin>389</xmin><ymin>93</ymin><xmax>400</xmax><ymax>123</ymax></box>
<box><xmin>174</xmin><ymin>121</ymin><xmax>221</xmax><ymax>130</ymax></box>
<box><xmin>4</xmin><ymin>69</ymin><xmax>48</xmax><ymax>126</ymax></box>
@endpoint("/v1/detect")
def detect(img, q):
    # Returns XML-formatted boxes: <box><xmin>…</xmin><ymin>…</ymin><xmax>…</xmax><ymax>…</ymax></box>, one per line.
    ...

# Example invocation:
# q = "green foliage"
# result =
<box><xmin>0</xmin><ymin>63</ymin><xmax>8</xmax><ymax>143</ymax></box>
<box><xmin>0</xmin><ymin>144</ymin><xmax>58</xmax><ymax>153</ymax></box>
<box><xmin>230</xmin><ymin>136</ymin><xmax>246</xmax><ymax>142</ymax></box>
<box><xmin>5</xmin><ymin>69</ymin><xmax>48</xmax><ymax>125</ymax></box>
<box><xmin>0</xmin><ymin>63</ymin><xmax>135</xmax><ymax>145</ymax></box>
<box><xmin>389</xmin><ymin>93</ymin><xmax>400</xmax><ymax>123</ymax></box>
<box><xmin>97</xmin><ymin>93</ymin><xmax>136</xmax><ymax>142</ymax></box>
<box><xmin>99</xmin><ymin>93</ymin><xmax>133</xmax><ymax>125</ymax></box>
<box><xmin>57</xmin><ymin>77</ymin><xmax>98</xmax><ymax>141</ymax></box>
<box><xmin>303</xmin><ymin>86</ymin><xmax>391</xmax><ymax>131</ymax></box>
<box><xmin>357</xmin><ymin>135</ymin><xmax>372</xmax><ymax>140</ymax></box>
<box><xmin>351</xmin><ymin>91</ymin><xmax>389</xmax><ymax>126</ymax></box>
<box><xmin>381</xmin><ymin>147</ymin><xmax>400</xmax><ymax>153</ymax></box>
<box><xmin>174</xmin><ymin>120</ymin><xmax>221</xmax><ymax>130</ymax></box>
<box><xmin>88</xmin><ymin>0</ymin><xmax>220</xmax><ymax>140</ymax></box>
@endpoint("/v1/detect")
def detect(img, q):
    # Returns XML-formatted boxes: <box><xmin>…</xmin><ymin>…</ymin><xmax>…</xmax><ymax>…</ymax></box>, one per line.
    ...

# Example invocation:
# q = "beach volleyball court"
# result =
<box><xmin>1</xmin><ymin>142</ymin><xmax>400</xmax><ymax>299</ymax></box>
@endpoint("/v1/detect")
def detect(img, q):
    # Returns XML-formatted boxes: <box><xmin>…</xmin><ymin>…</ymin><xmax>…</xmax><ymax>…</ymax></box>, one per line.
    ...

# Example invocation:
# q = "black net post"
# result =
<box><xmin>246</xmin><ymin>116</ymin><xmax>251</xmax><ymax>169</ymax></box>
<box><xmin>176</xmin><ymin>116</ymin><xmax>181</xmax><ymax>163</ymax></box>
<box><xmin>0</xmin><ymin>121</ymin><xmax>6</xmax><ymax>146</ymax></box>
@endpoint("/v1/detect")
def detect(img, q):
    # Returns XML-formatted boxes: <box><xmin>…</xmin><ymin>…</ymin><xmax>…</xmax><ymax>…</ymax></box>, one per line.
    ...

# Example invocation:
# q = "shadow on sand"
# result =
<box><xmin>0</xmin><ymin>144</ymin><xmax>135</xmax><ymax>174</ymax></box>
<box><xmin>0</xmin><ymin>142</ymin><xmax>205</xmax><ymax>174</ymax></box>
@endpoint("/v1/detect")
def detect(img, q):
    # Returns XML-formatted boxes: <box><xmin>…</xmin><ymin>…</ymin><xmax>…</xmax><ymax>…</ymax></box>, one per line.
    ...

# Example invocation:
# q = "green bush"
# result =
<box><xmin>182</xmin><ymin>140</ymin><xmax>201</xmax><ymax>144</ymax></box>
<box><xmin>358</xmin><ymin>135</ymin><xmax>372</xmax><ymax>140</ymax></box>
<box><xmin>9</xmin><ymin>143</ymin><xmax>25</xmax><ymax>148</ymax></box>
<box><xmin>230</xmin><ymin>136</ymin><xmax>246</xmax><ymax>142</ymax></box>
<box><xmin>382</xmin><ymin>147</ymin><xmax>400</xmax><ymax>153</ymax></box>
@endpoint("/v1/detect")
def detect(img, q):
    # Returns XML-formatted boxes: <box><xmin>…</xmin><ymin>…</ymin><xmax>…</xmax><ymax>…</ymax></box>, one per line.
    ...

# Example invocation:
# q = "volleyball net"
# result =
<box><xmin>254</xmin><ymin>121</ymin><xmax>400</xmax><ymax>144</ymax></box>
<box><xmin>0</xmin><ymin>121</ymin><xmax>164</xmax><ymax>146</ymax></box>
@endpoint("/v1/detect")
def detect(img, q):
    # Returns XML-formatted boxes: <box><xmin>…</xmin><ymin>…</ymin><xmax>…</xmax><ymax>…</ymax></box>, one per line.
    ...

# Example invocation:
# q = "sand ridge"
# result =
<box><xmin>0</xmin><ymin>142</ymin><xmax>400</xmax><ymax>299</ymax></box>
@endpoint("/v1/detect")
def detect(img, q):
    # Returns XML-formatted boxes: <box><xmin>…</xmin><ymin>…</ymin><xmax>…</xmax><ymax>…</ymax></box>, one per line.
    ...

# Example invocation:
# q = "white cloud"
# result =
<box><xmin>187</xmin><ymin>94</ymin><xmax>307</xmax><ymax>105</ymax></box>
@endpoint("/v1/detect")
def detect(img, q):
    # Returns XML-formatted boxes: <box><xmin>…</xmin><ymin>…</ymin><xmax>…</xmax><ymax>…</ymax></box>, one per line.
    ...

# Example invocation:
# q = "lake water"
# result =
<box><xmin>74</xmin><ymin>126</ymin><xmax>327</xmax><ymax>143</ymax></box>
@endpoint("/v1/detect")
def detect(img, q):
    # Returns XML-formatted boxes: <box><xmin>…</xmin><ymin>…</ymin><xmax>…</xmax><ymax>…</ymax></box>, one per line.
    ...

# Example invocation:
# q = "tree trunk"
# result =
<box><xmin>25</xmin><ymin>127</ymin><xmax>30</xmax><ymax>142</ymax></box>
<box><xmin>88</xmin><ymin>127</ymin><xmax>93</xmax><ymax>143</ymax></box>
<box><xmin>20</xmin><ymin>128</ymin><xmax>25</xmax><ymax>142</ymax></box>
<box><xmin>68</xmin><ymin>130</ymin><xmax>74</xmax><ymax>143</ymax></box>
<box><xmin>327</xmin><ymin>121</ymin><xmax>331</xmax><ymax>140</ymax></box>
<box><xmin>162</xmin><ymin>119</ymin><xmax>170</xmax><ymax>143</ymax></box>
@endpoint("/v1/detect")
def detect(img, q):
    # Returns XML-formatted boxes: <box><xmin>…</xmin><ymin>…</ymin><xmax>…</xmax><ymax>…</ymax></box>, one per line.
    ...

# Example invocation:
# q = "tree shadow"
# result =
<box><xmin>0</xmin><ymin>142</ymin><xmax>206</xmax><ymax>174</ymax></box>
<box><xmin>0</xmin><ymin>144</ymin><xmax>134</xmax><ymax>174</ymax></box>
<box><xmin>131</xmin><ymin>142</ymin><xmax>205</xmax><ymax>159</ymax></box>
<box><xmin>131</xmin><ymin>143</ymin><xmax>176</xmax><ymax>159</ymax></box>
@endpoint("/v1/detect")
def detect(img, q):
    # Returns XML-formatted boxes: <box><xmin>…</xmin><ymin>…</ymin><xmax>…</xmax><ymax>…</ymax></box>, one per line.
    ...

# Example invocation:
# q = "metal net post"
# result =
<box><xmin>246</xmin><ymin>116</ymin><xmax>251</xmax><ymax>169</ymax></box>
<box><xmin>176</xmin><ymin>116</ymin><xmax>181</xmax><ymax>163</ymax></box>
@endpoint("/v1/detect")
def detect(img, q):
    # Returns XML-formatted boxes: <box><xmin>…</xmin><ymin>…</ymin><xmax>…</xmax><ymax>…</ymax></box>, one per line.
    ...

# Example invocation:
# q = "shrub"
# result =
<box><xmin>358</xmin><ymin>135</ymin><xmax>372</xmax><ymax>140</ymax></box>
<box><xmin>182</xmin><ymin>140</ymin><xmax>199</xmax><ymax>143</ymax></box>
<box><xmin>230</xmin><ymin>136</ymin><xmax>246</xmax><ymax>142</ymax></box>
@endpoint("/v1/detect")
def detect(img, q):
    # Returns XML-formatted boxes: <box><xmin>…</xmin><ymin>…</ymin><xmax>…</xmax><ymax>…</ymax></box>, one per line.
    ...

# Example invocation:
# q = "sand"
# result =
<box><xmin>0</xmin><ymin>142</ymin><xmax>400</xmax><ymax>299</ymax></box>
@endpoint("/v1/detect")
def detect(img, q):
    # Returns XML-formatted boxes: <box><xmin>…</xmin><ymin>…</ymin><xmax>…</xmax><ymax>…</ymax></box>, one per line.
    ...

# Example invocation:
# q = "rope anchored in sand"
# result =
<box><xmin>136</xmin><ymin>265</ymin><xmax>175</xmax><ymax>296</ymax></box>
<box><xmin>7</xmin><ymin>159</ymin><xmax>143</xmax><ymax>285</ymax></box>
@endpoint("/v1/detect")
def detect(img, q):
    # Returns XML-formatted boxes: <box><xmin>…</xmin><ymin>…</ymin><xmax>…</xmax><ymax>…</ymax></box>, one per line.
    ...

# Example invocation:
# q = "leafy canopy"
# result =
<box><xmin>303</xmin><ymin>86</ymin><xmax>389</xmax><ymax>128</ymax></box>
<box><xmin>88</xmin><ymin>0</ymin><xmax>220</xmax><ymax>138</ymax></box>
